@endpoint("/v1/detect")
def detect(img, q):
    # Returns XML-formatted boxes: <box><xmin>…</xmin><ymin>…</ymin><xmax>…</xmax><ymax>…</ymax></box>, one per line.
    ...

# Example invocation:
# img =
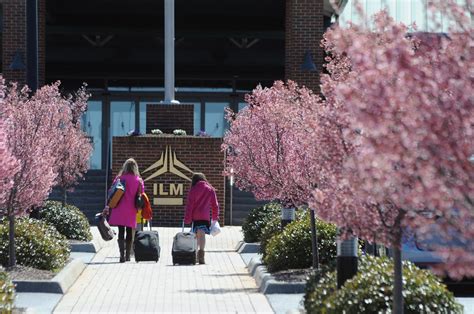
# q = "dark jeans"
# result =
<box><xmin>118</xmin><ymin>226</ymin><xmax>133</xmax><ymax>242</ymax></box>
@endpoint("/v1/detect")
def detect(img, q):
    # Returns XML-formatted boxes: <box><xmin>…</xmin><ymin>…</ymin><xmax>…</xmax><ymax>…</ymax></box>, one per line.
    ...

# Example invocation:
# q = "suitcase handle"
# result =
<box><xmin>142</xmin><ymin>216</ymin><xmax>152</xmax><ymax>231</ymax></box>
<box><xmin>181</xmin><ymin>220</ymin><xmax>193</xmax><ymax>233</ymax></box>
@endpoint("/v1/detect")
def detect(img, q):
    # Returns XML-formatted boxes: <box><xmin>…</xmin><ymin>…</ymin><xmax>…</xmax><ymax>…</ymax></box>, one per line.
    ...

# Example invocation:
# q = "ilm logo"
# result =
<box><xmin>143</xmin><ymin>146</ymin><xmax>193</xmax><ymax>206</ymax></box>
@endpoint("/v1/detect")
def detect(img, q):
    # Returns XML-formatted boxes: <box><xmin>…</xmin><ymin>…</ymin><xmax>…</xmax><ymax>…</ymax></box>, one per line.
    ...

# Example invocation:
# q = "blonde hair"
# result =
<box><xmin>118</xmin><ymin>158</ymin><xmax>140</xmax><ymax>176</ymax></box>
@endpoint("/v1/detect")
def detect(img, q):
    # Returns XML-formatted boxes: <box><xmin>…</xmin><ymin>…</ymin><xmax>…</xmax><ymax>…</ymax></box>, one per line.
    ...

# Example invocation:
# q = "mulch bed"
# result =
<box><xmin>5</xmin><ymin>265</ymin><xmax>55</xmax><ymax>281</ymax></box>
<box><xmin>271</xmin><ymin>268</ymin><xmax>314</xmax><ymax>283</ymax></box>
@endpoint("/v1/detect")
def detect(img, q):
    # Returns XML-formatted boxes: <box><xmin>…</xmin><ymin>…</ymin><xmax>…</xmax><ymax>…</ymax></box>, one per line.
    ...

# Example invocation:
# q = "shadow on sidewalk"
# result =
<box><xmin>205</xmin><ymin>250</ymin><xmax>236</xmax><ymax>253</ymax></box>
<box><xmin>180</xmin><ymin>287</ymin><xmax>259</xmax><ymax>294</ymax></box>
<box><xmin>202</xmin><ymin>273</ymin><xmax>250</xmax><ymax>277</ymax></box>
<box><xmin>165</xmin><ymin>264</ymin><xmax>203</xmax><ymax>267</ymax></box>
<box><xmin>87</xmin><ymin>261</ymin><xmax>123</xmax><ymax>265</ymax></box>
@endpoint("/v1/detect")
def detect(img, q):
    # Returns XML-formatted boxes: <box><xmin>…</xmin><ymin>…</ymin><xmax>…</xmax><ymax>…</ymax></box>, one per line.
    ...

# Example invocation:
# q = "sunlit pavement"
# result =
<box><xmin>53</xmin><ymin>226</ymin><xmax>274</xmax><ymax>313</ymax></box>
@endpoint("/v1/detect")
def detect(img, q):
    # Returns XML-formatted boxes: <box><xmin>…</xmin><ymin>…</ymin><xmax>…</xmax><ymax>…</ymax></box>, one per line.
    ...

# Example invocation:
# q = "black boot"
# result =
<box><xmin>125</xmin><ymin>238</ymin><xmax>132</xmax><ymax>262</ymax></box>
<box><xmin>198</xmin><ymin>250</ymin><xmax>205</xmax><ymax>264</ymax></box>
<box><xmin>118</xmin><ymin>239</ymin><xmax>125</xmax><ymax>263</ymax></box>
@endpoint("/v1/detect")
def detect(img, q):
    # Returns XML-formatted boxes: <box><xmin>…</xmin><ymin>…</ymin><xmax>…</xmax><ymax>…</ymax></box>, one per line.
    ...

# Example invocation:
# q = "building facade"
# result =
<box><xmin>1</xmin><ymin>0</ymin><xmax>462</xmax><ymax>170</ymax></box>
<box><xmin>0</xmin><ymin>0</ymin><xmax>339</xmax><ymax>170</ymax></box>
<box><xmin>4</xmin><ymin>0</ymin><xmax>464</xmax><ymax>224</ymax></box>
<box><xmin>339</xmin><ymin>0</ymin><xmax>461</xmax><ymax>31</ymax></box>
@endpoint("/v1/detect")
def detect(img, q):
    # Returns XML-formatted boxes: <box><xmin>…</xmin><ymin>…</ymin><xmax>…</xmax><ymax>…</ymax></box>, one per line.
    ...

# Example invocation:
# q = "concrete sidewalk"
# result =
<box><xmin>54</xmin><ymin>226</ymin><xmax>273</xmax><ymax>313</ymax></box>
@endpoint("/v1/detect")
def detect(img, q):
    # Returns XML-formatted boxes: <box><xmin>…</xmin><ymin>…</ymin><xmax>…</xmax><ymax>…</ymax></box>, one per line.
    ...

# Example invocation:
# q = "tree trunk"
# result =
<box><xmin>8</xmin><ymin>214</ymin><xmax>16</xmax><ymax>267</ymax></box>
<box><xmin>393</xmin><ymin>236</ymin><xmax>403</xmax><ymax>314</ymax></box>
<box><xmin>310</xmin><ymin>209</ymin><xmax>319</xmax><ymax>269</ymax></box>
<box><xmin>62</xmin><ymin>188</ymin><xmax>67</xmax><ymax>206</ymax></box>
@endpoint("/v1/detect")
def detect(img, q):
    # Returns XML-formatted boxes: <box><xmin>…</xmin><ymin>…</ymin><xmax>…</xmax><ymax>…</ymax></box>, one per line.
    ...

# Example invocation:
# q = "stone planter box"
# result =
<box><xmin>13</xmin><ymin>259</ymin><xmax>86</xmax><ymax>294</ymax></box>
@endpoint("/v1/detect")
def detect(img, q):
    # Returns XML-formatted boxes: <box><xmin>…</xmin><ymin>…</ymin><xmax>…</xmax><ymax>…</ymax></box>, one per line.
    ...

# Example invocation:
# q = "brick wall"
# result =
<box><xmin>1</xmin><ymin>0</ymin><xmax>45</xmax><ymax>86</ymax></box>
<box><xmin>112</xmin><ymin>135</ymin><xmax>225</xmax><ymax>227</ymax></box>
<box><xmin>2</xmin><ymin>0</ymin><xmax>26</xmax><ymax>85</ymax></box>
<box><xmin>146</xmin><ymin>104</ymin><xmax>194</xmax><ymax>135</ymax></box>
<box><xmin>38</xmin><ymin>0</ymin><xmax>45</xmax><ymax>86</ymax></box>
<box><xmin>285</xmin><ymin>0</ymin><xmax>324</xmax><ymax>93</ymax></box>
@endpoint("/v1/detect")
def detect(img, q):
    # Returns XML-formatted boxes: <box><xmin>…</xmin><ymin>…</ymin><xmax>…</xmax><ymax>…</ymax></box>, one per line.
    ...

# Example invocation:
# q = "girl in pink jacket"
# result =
<box><xmin>104</xmin><ymin>158</ymin><xmax>144</xmax><ymax>263</ymax></box>
<box><xmin>184</xmin><ymin>173</ymin><xmax>219</xmax><ymax>264</ymax></box>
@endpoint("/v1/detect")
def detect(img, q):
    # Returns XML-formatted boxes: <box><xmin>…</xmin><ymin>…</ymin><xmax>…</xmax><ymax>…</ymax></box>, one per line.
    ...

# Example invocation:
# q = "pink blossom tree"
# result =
<box><xmin>1</xmin><ymin>81</ymin><xmax>74</xmax><ymax>266</ymax></box>
<box><xmin>0</xmin><ymin>112</ymin><xmax>20</xmax><ymax>209</ymax></box>
<box><xmin>223</xmin><ymin>81</ymin><xmax>319</xmax><ymax>204</ymax></box>
<box><xmin>54</xmin><ymin>86</ymin><xmax>92</xmax><ymax>204</ymax></box>
<box><xmin>223</xmin><ymin>80</ymin><xmax>351</xmax><ymax>268</ymax></box>
<box><xmin>313</xmin><ymin>3</ymin><xmax>473</xmax><ymax>313</ymax></box>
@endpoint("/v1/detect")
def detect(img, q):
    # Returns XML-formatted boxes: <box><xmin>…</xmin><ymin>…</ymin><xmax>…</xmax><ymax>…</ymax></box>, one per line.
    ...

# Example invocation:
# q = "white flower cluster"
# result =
<box><xmin>173</xmin><ymin>129</ymin><xmax>187</xmax><ymax>136</ymax></box>
<box><xmin>151</xmin><ymin>129</ymin><xmax>163</xmax><ymax>135</ymax></box>
<box><xmin>0</xmin><ymin>269</ymin><xmax>14</xmax><ymax>311</ymax></box>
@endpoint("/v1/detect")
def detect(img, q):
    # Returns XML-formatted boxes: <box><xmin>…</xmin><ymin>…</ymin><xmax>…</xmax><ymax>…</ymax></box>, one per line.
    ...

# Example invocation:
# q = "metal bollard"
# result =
<box><xmin>337</xmin><ymin>236</ymin><xmax>358</xmax><ymax>288</ymax></box>
<box><xmin>281</xmin><ymin>207</ymin><xmax>296</xmax><ymax>229</ymax></box>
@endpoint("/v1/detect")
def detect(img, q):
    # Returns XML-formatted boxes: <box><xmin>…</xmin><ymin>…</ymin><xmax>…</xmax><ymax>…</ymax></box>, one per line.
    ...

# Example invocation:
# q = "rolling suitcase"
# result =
<box><xmin>134</xmin><ymin>221</ymin><xmax>160</xmax><ymax>263</ymax></box>
<box><xmin>172</xmin><ymin>222</ymin><xmax>197</xmax><ymax>265</ymax></box>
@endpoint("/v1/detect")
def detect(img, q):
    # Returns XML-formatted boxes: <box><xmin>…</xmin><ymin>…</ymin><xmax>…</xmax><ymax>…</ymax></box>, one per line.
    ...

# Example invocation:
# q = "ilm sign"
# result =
<box><xmin>143</xmin><ymin>146</ymin><xmax>193</xmax><ymax>206</ymax></box>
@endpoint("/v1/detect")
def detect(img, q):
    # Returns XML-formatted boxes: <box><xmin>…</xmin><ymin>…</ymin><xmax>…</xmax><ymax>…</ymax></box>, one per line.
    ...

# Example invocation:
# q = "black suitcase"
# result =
<box><xmin>172</xmin><ymin>222</ymin><xmax>196</xmax><ymax>265</ymax></box>
<box><xmin>134</xmin><ymin>222</ymin><xmax>160</xmax><ymax>263</ymax></box>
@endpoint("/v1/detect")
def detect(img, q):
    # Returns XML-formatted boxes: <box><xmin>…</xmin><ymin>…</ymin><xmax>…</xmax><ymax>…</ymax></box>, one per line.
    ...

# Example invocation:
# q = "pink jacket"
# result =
<box><xmin>108</xmin><ymin>174</ymin><xmax>144</xmax><ymax>228</ymax></box>
<box><xmin>184</xmin><ymin>181</ymin><xmax>219</xmax><ymax>224</ymax></box>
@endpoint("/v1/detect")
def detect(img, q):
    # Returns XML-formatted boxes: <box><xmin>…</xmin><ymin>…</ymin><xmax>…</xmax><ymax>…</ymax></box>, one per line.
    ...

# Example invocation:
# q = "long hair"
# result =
<box><xmin>191</xmin><ymin>172</ymin><xmax>207</xmax><ymax>187</ymax></box>
<box><xmin>118</xmin><ymin>158</ymin><xmax>140</xmax><ymax>176</ymax></box>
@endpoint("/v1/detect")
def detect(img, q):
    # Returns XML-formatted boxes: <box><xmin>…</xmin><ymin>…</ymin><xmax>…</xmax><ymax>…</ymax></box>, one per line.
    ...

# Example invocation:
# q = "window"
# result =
<box><xmin>82</xmin><ymin>101</ymin><xmax>102</xmax><ymax>169</ymax></box>
<box><xmin>204</xmin><ymin>102</ymin><xmax>229</xmax><ymax>138</ymax></box>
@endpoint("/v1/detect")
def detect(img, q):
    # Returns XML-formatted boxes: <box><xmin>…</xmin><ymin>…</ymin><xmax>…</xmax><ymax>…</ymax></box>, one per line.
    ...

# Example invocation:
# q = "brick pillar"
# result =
<box><xmin>38</xmin><ymin>0</ymin><xmax>45</xmax><ymax>86</ymax></box>
<box><xmin>2</xmin><ymin>0</ymin><xmax>27</xmax><ymax>85</ymax></box>
<box><xmin>285</xmin><ymin>0</ymin><xmax>324</xmax><ymax>93</ymax></box>
<box><xmin>1</xmin><ymin>0</ymin><xmax>45</xmax><ymax>87</ymax></box>
<box><xmin>146</xmin><ymin>104</ymin><xmax>194</xmax><ymax>135</ymax></box>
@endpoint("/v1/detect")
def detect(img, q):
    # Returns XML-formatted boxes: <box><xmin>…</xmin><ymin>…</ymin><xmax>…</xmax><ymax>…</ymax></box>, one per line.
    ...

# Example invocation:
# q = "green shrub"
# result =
<box><xmin>241</xmin><ymin>202</ymin><xmax>282</xmax><ymax>243</ymax></box>
<box><xmin>0</xmin><ymin>217</ymin><xmax>70</xmax><ymax>271</ymax></box>
<box><xmin>259</xmin><ymin>215</ymin><xmax>282</xmax><ymax>257</ymax></box>
<box><xmin>39</xmin><ymin>201</ymin><xmax>92</xmax><ymax>241</ymax></box>
<box><xmin>263</xmin><ymin>213</ymin><xmax>337</xmax><ymax>272</ymax></box>
<box><xmin>304</xmin><ymin>255</ymin><xmax>463</xmax><ymax>314</ymax></box>
<box><xmin>259</xmin><ymin>209</ymin><xmax>308</xmax><ymax>258</ymax></box>
<box><xmin>0</xmin><ymin>269</ymin><xmax>14</xmax><ymax>313</ymax></box>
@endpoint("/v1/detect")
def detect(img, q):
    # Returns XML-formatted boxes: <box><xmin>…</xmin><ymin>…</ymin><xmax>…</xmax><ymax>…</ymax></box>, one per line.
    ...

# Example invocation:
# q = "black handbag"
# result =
<box><xmin>135</xmin><ymin>180</ymin><xmax>145</xmax><ymax>209</ymax></box>
<box><xmin>135</xmin><ymin>193</ymin><xmax>144</xmax><ymax>209</ymax></box>
<box><xmin>95</xmin><ymin>213</ymin><xmax>115</xmax><ymax>241</ymax></box>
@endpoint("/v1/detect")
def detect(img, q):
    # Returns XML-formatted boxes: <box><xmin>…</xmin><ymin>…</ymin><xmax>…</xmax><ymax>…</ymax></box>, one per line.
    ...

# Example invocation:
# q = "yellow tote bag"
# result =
<box><xmin>136</xmin><ymin>209</ymin><xmax>147</xmax><ymax>224</ymax></box>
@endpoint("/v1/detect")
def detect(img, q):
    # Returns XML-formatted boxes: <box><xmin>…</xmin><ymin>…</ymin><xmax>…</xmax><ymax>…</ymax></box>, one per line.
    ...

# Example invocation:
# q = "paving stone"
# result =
<box><xmin>54</xmin><ymin>226</ymin><xmax>273</xmax><ymax>313</ymax></box>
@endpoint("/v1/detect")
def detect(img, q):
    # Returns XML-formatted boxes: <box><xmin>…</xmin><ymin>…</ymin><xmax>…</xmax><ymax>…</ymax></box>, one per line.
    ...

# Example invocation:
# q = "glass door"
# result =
<box><xmin>205</xmin><ymin>102</ymin><xmax>230</xmax><ymax>137</ymax></box>
<box><xmin>82</xmin><ymin>101</ymin><xmax>102</xmax><ymax>169</ymax></box>
<box><xmin>110</xmin><ymin>101</ymin><xmax>136</xmax><ymax>165</ymax></box>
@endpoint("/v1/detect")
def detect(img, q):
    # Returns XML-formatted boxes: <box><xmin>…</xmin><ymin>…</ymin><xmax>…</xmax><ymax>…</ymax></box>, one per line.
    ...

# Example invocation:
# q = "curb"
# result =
<box><xmin>70</xmin><ymin>240</ymin><xmax>99</xmax><ymax>253</ymax></box>
<box><xmin>235</xmin><ymin>241</ymin><xmax>244</xmax><ymax>252</ymax></box>
<box><xmin>237</xmin><ymin>242</ymin><xmax>261</xmax><ymax>254</ymax></box>
<box><xmin>13</xmin><ymin>258</ymin><xmax>86</xmax><ymax>294</ymax></box>
<box><xmin>69</xmin><ymin>226</ymin><xmax>113</xmax><ymax>253</ymax></box>
<box><xmin>238</xmin><ymin>243</ymin><xmax>306</xmax><ymax>295</ymax></box>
